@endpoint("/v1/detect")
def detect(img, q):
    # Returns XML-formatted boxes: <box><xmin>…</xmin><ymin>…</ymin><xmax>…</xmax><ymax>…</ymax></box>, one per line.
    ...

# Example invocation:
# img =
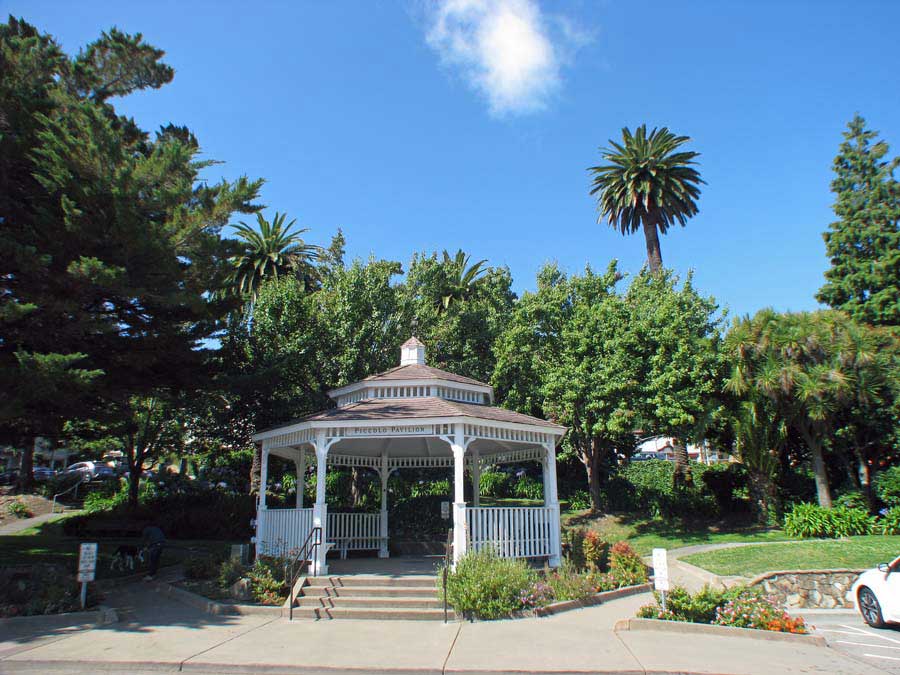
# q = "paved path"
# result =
<box><xmin>796</xmin><ymin>610</ymin><xmax>900</xmax><ymax>675</ymax></box>
<box><xmin>0</xmin><ymin>579</ymin><xmax>886</xmax><ymax>674</ymax></box>
<box><xmin>0</xmin><ymin>511</ymin><xmax>72</xmax><ymax>535</ymax></box>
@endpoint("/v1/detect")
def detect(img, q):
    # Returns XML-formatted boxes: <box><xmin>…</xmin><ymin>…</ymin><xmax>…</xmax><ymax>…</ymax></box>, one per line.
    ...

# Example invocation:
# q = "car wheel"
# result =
<box><xmin>859</xmin><ymin>587</ymin><xmax>886</xmax><ymax>628</ymax></box>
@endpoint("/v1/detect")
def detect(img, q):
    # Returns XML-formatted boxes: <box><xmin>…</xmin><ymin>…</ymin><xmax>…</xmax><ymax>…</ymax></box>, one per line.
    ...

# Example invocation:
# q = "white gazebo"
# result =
<box><xmin>251</xmin><ymin>338</ymin><xmax>566</xmax><ymax>575</ymax></box>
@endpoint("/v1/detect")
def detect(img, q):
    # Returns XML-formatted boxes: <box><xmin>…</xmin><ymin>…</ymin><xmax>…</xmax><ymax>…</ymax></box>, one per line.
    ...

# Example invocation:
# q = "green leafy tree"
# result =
<box><xmin>725</xmin><ymin>310</ymin><xmax>890</xmax><ymax>508</ymax></box>
<box><xmin>230</xmin><ymin>212</ymin><xmax>321</xmax><ymax>315</ymax></box>
<box><xmin>589</xmin><ymin>125</ymin><xmax>704</xmax><ymax>273</ymax></box>
<box><xmin>817</xmin><ymin>116</ymin><xmax>900</xmax><ymax>326</ymax></box>
<box><xmin>731</xmin><ymin>397</ymin><xmax>786</xmax><ymax>524</ymax></box>
<box><xmin>624</xmin><ymin>271</ymin><xmax>725</xmax><ymax>487</ymax></box>
<box><xmin>0</xmin><ymin>18</ymin><xmax>261</xmax><ymax>492</ymax></box>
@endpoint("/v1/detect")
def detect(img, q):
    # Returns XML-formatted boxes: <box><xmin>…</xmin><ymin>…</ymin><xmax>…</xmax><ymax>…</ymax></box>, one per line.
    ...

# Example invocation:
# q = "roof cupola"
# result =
<box><xmin>400</xmin><ymin>337</ymin><xmax>426</xmax><ymax>366</ymax></box>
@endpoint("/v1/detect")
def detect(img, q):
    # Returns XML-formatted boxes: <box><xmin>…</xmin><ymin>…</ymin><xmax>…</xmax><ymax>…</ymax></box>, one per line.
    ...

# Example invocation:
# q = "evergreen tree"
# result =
<box><xmin>817</xmin><ymin>115</ymin><xmax>900</xmax><ymax>326</ymax></box>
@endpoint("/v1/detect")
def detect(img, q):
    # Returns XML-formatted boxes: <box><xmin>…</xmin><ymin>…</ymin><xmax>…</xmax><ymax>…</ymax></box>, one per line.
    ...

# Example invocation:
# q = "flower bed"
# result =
<box><xmin>637</xmin><ymin>585</ymin><xmax>807</xmax><ymax>634</ymax></box>
<box><xmin>177</xmin><ymin>552</ymin><xmax>289</xmax><ymax>606</ymax></box>
<box><xmin>441</xmin><ymin>539</ymin><xmax>649</xmax><ymax>620</ymax></box>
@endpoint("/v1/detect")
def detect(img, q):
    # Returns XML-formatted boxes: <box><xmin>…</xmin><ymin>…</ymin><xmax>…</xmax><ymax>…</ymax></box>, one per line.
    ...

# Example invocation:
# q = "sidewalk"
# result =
<box><xmin>0</xmin><ymin>511</ymin><xmax>71</xmax><ymax>535</ymax></box>
<box><xmin>0</xmin><ymin>582</ymin><xmax>886</xmax><ymax>675</ymax></box>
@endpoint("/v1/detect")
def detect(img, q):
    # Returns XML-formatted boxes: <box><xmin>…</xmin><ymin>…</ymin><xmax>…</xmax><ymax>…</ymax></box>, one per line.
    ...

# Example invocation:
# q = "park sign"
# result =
<box><xmin>77</xmin><ymin>542</ymin><xmax>98</xmax><ymax>583</ymax></box>
<box><xmin>652</xmin><ymin>548</ymin><xmax>669</xmax><ymax>592</ymax></box>
<box><xmin>345</xmin><ymin>425</ymin><xmax>432</xmax><ymax>437</ymax></box>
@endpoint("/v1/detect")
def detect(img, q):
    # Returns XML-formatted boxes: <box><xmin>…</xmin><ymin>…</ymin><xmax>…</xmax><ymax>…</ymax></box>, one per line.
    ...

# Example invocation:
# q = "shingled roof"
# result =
<box><xmin>360</xmin><ymin>363</ymin><xmax>487</xmax><ymax>387</ymax></box>
<box><xmin>264</xmin><ymin>396</ymin><xmax>564</xmax><ymax>431</ymax></box>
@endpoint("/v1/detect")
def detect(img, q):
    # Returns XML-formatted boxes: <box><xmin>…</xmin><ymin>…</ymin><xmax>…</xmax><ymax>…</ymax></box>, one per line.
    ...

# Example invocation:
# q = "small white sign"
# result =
<box><xmin>440</xmin><ymin>501</ymin><xmax>450</xmax><ymax>519</ymax></box>
<box><xmin>77</xmin><ymin>570</ymin><xmax>95</xmax><ymax>582</ymax></box>
<box><xmin>652</xmin><ymin>547</ymin><xmax>669</xmax><ymax>592</ymax></box>
<box><xmin>78</xmin><ymin>542</ymin><xmax>98</xmax><ymax>574</ymax></box>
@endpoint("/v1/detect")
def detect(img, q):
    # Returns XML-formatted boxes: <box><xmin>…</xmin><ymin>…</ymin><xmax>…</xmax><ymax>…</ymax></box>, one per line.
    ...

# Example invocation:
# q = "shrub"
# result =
<box><xmin>6</xmin><ymin>500</ymin><xmax>32</xmax><ymax>519</ymax></box>
<box><xmin>714</xmin><ymin>589</ymin><xmax>807</xmax><ymax>633</ymax></box>
<box><xmin>638</xmin><ymin>585</ymin><xmax>742</xmax><ymax>623</ymax></box>
<box><xmin>479</xmin><ymin>471</ymin><xmax>511</xmax><ymax>498</ymax></box>
<box><xmin>247</xmin><ymin>557</ymin><xmax>288</xmax><ymax>605</ymax></box>
<box><xmin>1</xmin><ymin>564</ymin><xmax>99</xmax><ymax>617</ymax></box>
<box><xmin>218</xmin><ymin>558</ymin><xmax>247</xmax><ymax>589</ymax></box>
<box><xmin>513</xmin><ymin>475</ymin><xmax>543</xmax><ymax>501</ymax></box>
<box><xmin>875</xmin><ymin>467</ymin><xmax>900</xmax><ymax>508</ymax></box>
<box><xmin>442</xmin><ymin>548</ymin><xmax>538</xmax><ymax>619</ymax></box>
<box><xmin>605</xmin><ymin>460</ymin><xmax>717</xmax><ymax>519</ymax></box>
<box><xmin>411</xmin><ymin>479</ymin><xmax>450</xmax><ymax>498</ymax></box>
<box><xmin>834</xmin><ymin>491</ymin><xmax>867</xmax><ymax>510</ymax></box>
<box><xmin>878</xmin><ymin>506</ymin><xmax>900</xmax><ymax>535</ymax></box>
<box><xmin>565</xmin><ymin>490</ymin><xmax>591</xmax><ymax>511</ymax></box>
<box><xmin>783</xmin><ymin>502</ymin><xmax>874</xmax><ymax>538</ymax></box>
<box><xmin>609</xmin><ymin>541</ymin><xmax>648</xmax><ymax>586</ymax></box>
<box><xmin>562</xmin><ymin>527</ymin><xmax>587</xmax><ymax>570</ymax></box>
<box><xmin>701</xmin><ymin>463</ymin><xmax>749</xmax><ymax>514</ymax></box>
<box><xmin>544</xmin><ymin>561</ymin><xmax>597</xmax><ymax>601</ymax></box>
<box><xmin>582</xmin><ymin>530</ymin><xmax>609</xmax><ymax>570</ymax></box>
<box><xmin>83</xmin><ymin>487</ymin><xmax>127</xmax><ymax>513</ymax></box>
<box><xmin>389</xmin><ymin>494</ymin><xmax>447</xmax><ymax>539</ymax></box>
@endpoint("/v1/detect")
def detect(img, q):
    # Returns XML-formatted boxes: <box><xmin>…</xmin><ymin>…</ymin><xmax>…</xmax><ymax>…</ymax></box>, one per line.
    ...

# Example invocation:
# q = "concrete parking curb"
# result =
<box><xmin>533</xmin><ymin>583</ymin><xmax>652</xmax><ymax>617</ymax></box>
<box><xmin>155</xmin><ymin>580</ymin><xmax>284</xmax><ymax>617</ymax></box>
<box><xmin>0</xmin><ymin>604</ymin><xmax>117</xmax><ymax>632</ymax></box>
<box><xmin>614</xmin><ymin>617</ymin><xmax>827</xmax><ymax>647</ymax></box>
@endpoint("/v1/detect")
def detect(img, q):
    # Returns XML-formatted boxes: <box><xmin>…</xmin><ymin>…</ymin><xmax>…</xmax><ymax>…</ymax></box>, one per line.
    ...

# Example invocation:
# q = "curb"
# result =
<box><xmin>0</xmin><ymin>604</ymin><xmax>118</xmax><ymax>631</ymax></box>
<box><xmin>155</xmin><ymin>581</ymin><xmax>284</xmax><ymax>617</ymax></box>
<box><xmin>614</xmin><ymin>617</ymin><xmax>827</xmax><ymax>647</ymax></box>
<box><xmin>533</xmin><ymin>583</ymin><xmax>652</xmax><ymax>617</ymax></box>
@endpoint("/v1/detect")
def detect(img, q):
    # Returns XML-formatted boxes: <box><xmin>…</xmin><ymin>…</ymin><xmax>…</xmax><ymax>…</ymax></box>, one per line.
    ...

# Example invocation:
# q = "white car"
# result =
<box><xmin>852</xmin><ymin>555</ymin><xmax>900</xmax><ymax>627</ymax></box>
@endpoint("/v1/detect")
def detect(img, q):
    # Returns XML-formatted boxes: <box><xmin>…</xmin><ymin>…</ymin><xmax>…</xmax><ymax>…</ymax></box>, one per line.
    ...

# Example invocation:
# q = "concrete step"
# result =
<box><xmin>295</xmin><ymin>595</ymin><xmax>444</xmax><ymax>609</ymax></box>
<box><xmin>290</xmin><ymin>606</ymin><xmax>454</xmax><ymax>621</ymax></box>
<box><xmin>303</xmin><ymin>585</ymin><xmax>437</xmax><ymax>598</ymax></box>
<box><xmin>308</xmin><ymin>575</ymin><xmax>437</xmax><ymax>588</ymax></box>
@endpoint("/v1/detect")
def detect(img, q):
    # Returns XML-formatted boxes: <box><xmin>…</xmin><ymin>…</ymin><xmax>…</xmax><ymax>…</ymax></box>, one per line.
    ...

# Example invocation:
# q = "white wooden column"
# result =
<box><xmin>471</xmin><ymin>449</ymin><xmax>481</xmax><ymax>507</ymax></box>
<box><xmin>312</xmin><ymin>430</ymin><xmax>329</xmax><ymax>575</ymax></box>
<box><xmin>379</xmin><ymin>451</ymin><xmax>389</xmax><ymax>558</ymax></box>
<box><xmin>259</xmin><ymin>442</ymin><xmax>270</xmax><ymax>511</ymax></box>
<box><xmin>544</xmin><ymin>441</ymin><xmax>561</xmax><ymax>567</ymax></box>
<box><xmin>451</xmin><ymin>423</ymin><xmax>467</xmax><ymax>564</ymax></box>
<box><xmin>295</xmin><ymin>448</ymin><xmax>306</xmax><ymax>508</ymax></box>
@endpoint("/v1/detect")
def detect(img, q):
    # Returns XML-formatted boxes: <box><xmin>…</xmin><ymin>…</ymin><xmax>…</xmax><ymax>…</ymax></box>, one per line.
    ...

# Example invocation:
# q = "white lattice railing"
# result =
<box><xmin>466</xmin><ymin>506</ymin><xmax>554</xmax><ymax>558</ymax></box>
<box><xmin>327</xmin><ymin>512</ymin><xmax>383</xmax><ymax>555</ymax></box>
<box><xmin>256</xmin><ymin>507</ymin><xmax>314</xmax><ymax>557</ymax></box>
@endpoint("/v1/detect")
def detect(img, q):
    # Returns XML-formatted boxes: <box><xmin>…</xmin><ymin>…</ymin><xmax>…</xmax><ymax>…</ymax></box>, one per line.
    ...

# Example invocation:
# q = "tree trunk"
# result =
<box><xmin>127</xmin><ymin>468</ymin><xmax>142</xmax><ymax>510</ymax></box>
<box><xmin>642</xmin><ymin>220</ymin><xmax>663</xmax><ymax>273</ymax></box>
<box><xmin>672</xmin><ymin>439</ymin><xmax>693</xmax><ymax>488</ymax></box>
<box><xmin>808</xmin><ymin>439</ymin><xmax>833</xmax><ymax>508</ymax></box>
<box><xmin>250</xmin><ymin>443</ymin><xmax>261</xmax><ymax>495</ymax></box>
<box><xmin>16</xmin><ymin>438</ymin><xmax>36</xmax><ymax>494</ymax></box>
<box><xmin>747</xmin><ymin>468</ymin><xmax>779</xmax><ymax>526</ymax></box>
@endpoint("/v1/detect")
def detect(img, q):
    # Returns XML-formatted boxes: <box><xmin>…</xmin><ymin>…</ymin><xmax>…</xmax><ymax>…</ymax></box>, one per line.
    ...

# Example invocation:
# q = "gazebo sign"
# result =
<box><xmin>347</xmin><ymin>425</ymin><xmax>432</xmax><ymax>437</ymax></box>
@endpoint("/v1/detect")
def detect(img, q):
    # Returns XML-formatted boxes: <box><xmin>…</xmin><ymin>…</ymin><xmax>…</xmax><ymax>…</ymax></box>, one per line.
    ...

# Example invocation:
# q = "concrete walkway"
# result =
<box><xmin>0</xmin><ymin>511</ymin><xmax>72</xmax><ymax>535</ymax></box>
<box><xmin>0</xmin><ymin>580</ymin><xmax>886</xmax><ymax>674</ymax></box>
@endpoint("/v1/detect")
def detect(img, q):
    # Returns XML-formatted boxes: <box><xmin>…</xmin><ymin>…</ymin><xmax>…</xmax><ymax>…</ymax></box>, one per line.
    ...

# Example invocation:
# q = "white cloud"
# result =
<box><xmin>424</xmin><ymin>0</ymin><xmax>586</xmax><ymax>116</ymax></box>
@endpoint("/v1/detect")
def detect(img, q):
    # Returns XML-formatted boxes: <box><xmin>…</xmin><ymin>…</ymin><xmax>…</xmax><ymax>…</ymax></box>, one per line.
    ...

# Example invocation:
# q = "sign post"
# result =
<box><xmin>77</xmin><ymin>542</ymin><xmax>98</xmax><ymax>609</ymax></box>
<box><xmin>652</xmin><ymin>547</ymin><xmax>669</xmax><ymax>612</ymax></box>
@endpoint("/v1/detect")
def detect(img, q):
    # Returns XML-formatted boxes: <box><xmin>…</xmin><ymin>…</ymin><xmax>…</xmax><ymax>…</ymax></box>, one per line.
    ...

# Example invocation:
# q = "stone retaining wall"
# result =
<box><xmin>749</xmin><ymin>569</ymin><xmax>862</xmax><ymax>609</ymax></box>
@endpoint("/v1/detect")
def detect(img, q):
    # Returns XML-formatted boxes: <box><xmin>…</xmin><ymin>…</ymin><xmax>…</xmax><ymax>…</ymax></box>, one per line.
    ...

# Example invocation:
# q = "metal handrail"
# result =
<box><xmin>287</xmin><ymin>526</ymin><xmax>322</xmax><ymax>621</ymax></box>
<box><xmin>443</xmin><ymin>528</ymin><xmax>452</xmax><ymax>623</ymax></box>
<box><xmin>51</xmin><ymin>474</ymin><xmax>90</xmax><ymax>513</ymax></box>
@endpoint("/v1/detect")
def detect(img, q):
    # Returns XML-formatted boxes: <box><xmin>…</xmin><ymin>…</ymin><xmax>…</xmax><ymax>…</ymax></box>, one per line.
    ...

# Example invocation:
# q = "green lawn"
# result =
<box><xmin>682</xmin><ymin>536</ymin><xmax>900</xmax><ymax>577</ymax></box>
<box><xmin>0</xmin><ymin>518</ymin><xmax>233</xmax><ymax>579</ymax></box>
<box><xmin>562</xmin><ymin>511</ymin><xmax>792</xmax><ymax>556</ymax></box>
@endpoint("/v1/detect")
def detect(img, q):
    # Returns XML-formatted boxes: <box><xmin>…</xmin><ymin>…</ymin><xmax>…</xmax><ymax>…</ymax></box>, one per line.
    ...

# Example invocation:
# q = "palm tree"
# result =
<box><xmin>439</xmin><ymin>249</ymin><xmax>487</xmax><ymax>311</ymax></box>
<box><xmin>589</xmin><ymin>125</ymin><xmax>704</xmax><ymax>273</ymax></box>
<box><xmin>229</xmin><ymin>212</ymin><xmax>321</xmax><ymax>312</ymax></box>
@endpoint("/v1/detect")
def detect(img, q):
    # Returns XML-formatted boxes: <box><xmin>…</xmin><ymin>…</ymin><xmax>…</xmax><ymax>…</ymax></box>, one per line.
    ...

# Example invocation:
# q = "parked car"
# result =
<box><xmin>852</xmin><ymin>555</ymin><xmax>900</xmax><ymax>627</ymax></box>
<box><xmin>32</xmin><ymin>467</ymin><xmax>56</xmax><ymax>482</ymax></box>
<box><xmin>64</xmin><ymin>461</ymin><xmax>117</xmax><ymax>481</ymax></box>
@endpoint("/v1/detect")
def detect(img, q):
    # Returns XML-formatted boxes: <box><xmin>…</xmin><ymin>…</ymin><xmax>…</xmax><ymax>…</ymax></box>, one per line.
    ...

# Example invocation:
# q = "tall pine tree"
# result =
<box><xmin>817</xmin><ymin>115</ymin><xmax>900</xmax><ymax>326</ymax></box>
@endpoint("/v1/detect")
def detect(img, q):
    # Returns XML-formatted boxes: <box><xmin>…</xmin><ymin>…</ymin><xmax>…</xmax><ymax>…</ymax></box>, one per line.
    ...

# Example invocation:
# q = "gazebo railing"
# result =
<box><xmin>466</xmin><ymin>506</ymin><xmax>554</xmax><ymax>558</ymax></box>
<box><xmin>257</xmin><ymin>508</ymin><xmax>314</xmax><ymax>556</ymax></box>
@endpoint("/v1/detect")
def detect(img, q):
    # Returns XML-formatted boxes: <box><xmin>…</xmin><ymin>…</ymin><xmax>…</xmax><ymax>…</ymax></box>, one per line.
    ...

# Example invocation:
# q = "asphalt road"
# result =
<box><xmin>807</xmin><ymin>611</ymin><xmax>900</xmax><ymax>674</ymax></box>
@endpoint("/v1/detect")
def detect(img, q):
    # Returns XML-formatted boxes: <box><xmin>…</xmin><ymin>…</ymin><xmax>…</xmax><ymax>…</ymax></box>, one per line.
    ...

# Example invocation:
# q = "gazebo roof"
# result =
<box><xmin>359</xmin><ymin>363</ymin><xmax>486</xmax><ymax>387</ymax></box>
<box><xmin>267</xmin><ymin>396</ymin><xmax>565</xmax><ymax>430</ymax></box>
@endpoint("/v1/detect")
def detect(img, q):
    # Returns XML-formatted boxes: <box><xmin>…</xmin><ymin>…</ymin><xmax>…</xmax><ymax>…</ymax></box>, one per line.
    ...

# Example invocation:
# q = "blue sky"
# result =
<box><xmin>9</xmin><ymin>0</ymin><xmax>900</xmax><ymax>319</ymax></box>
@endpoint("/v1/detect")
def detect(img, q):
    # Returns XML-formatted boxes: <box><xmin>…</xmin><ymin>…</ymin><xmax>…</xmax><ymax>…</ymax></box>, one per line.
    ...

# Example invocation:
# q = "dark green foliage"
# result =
<box><xmin>875</xmin><ymin>467</ymin><xmax>900</xmax><ymax>507</ymax></box>
<box><xmin>562</xmin><ymin>527</ymin><xmax>588</xmax><ymax>570</ymax></box>
<box><xmin>1</xmin><ymin>564</ymin><xmax>99</xmax><ymax>617</ymax></box>
<box><xmin>783</xmin><ymin>502</ymin><xmax>874</xmax><ymax>538</ymax></box>
<box><xmin>604</xmin><ymin>460</ymin><xmax>717</xmax><ymax>519</ymax></box>
<box><xmin>817</xmin><ymin>116</ymin><xmax>900</xmax><ymax>326</ymax></box>
<box><xmin>512</xmin><ymin>475</ymin><xmax>543</xmax><ymax>501</ymax></box>
<box><xmin>218</xmin><ymin>558</ymin><xmax>247</xmax><ymax>589</ymax></box>
<box><xmin>389</xmin><ymin>494</ymin><xmax>448</xmax><ymax>539</ymax></box>
<box><xmin>834</xmin><ymin>491</ymin><xmax>868</xmax><ymax>510</ymax></box>
<box><xmin>701</xmin><ymin>463</ymin><xmax>749</xmax><ymax>515</ymax></box>
<box><xmin>441</xmin><ymin>548</ymin><xmax>538</xmax><ymax>620</ymax></box>
<box><xmin>565</xmin><ymin>490</ymin><xmax>592</xmax><ymax>511</ymax></box>
<box><xmin>184</xmin><ymin>552</ymin><xmax>224</xmax><ymax>580</ymax></box>
<box><xmin>879</xmin><ymin>507</ymin><xmax>900</xmax><ymax>535</ymax></box>
<box><xmin>478</xmin><ymin>471</ymin><xmax>511</xmax><ymax>498</ymax></box>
